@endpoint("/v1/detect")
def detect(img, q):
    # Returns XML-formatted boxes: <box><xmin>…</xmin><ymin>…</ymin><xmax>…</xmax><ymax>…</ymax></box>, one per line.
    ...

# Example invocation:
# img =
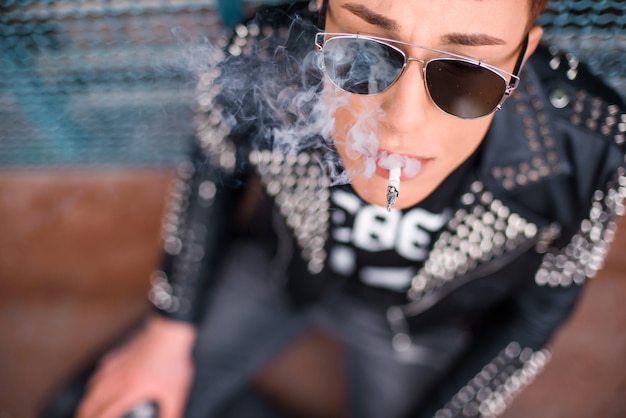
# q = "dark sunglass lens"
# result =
<box><xmin>425</xmin><ymin>60</ymin><xmax>507</xmax><ymax>118</ymax></box>
<box><xmin>323</xmin><ymin>37</ymin><xmax>405</xmax><ymax>95</ymax></box>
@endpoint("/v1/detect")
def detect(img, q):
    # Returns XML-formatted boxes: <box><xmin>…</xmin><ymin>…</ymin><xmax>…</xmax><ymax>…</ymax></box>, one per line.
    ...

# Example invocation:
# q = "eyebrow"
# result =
<box><xmin>441</xmin><ymin>33</ymin><xmax>506</xmax><ymax>46</ymax></box>
<box><xmin>340</xmin><ymin>3</ymin><xmax>507</xmax><ymax>46</ymax></box>
<box><xmin>341</xmin><ymin>3</ymin><xmax>400</xmax><ymax>32</ymax></box>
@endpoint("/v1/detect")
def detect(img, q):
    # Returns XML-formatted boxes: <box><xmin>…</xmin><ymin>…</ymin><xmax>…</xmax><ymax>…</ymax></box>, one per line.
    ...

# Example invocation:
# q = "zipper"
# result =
<box><xmin>387</xmin><ymin>233</ymin><xmax>543</xmax><ymax>351</ymax></box>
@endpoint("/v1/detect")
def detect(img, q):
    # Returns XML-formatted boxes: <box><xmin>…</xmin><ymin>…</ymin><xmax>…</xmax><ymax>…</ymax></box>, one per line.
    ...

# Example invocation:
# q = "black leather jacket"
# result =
<box><xmin>147</xmin><ymin>3</ymin><xmax>626</xmax><ymax>417</ymax></box>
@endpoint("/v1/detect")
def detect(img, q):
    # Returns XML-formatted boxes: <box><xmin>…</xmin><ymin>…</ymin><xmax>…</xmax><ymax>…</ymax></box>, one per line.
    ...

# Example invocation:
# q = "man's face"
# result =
<box><xmin>320</xmin><ymin>0</ymin><xmax>541</xmax><ymax>209</ymax></box>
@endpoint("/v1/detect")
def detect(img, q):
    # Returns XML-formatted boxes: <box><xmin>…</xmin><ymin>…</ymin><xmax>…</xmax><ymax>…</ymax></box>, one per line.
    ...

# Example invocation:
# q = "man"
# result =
<box><xmin>53</xmin><ymin>1</ymin><xmax>624</xmax><ymax>417</ymax></box>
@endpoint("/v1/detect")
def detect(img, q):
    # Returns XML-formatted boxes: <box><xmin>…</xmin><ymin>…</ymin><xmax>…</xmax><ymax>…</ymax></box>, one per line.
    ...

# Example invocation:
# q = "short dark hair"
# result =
<box><xmin>530</xmin><ymin>0</ymin><xmax>549</xmax><ymax>24</ymax></box>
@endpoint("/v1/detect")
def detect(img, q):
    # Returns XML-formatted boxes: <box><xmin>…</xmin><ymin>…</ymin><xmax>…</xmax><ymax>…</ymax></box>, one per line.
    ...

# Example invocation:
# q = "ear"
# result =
<box><xmin>317</xmin><ymin>0</ymin><xmax>324</xmax><ymax>10</ymax></box>
<box><xmin>521</xmin><ymin>25</ymin><xmax>544</xmax><ymax>65</ymax></box>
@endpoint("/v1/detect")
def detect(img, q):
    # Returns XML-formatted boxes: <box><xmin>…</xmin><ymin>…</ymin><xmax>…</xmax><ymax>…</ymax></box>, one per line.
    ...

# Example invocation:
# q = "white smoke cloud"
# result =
<box><xmin>172</xmin><ymin>10</ymin><xmax>421</xmax><ymax>186</ymax></box>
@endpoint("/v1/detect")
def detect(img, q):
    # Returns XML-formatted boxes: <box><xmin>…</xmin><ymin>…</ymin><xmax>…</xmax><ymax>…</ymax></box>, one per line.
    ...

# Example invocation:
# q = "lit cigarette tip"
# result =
<box><xmin>386</xmin><ymin>166</ymin><xmax>401</xmax><ymax>212</ymax></box>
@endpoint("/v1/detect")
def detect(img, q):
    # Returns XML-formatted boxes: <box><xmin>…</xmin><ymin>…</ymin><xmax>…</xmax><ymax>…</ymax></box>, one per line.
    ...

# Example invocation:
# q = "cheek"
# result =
<box><xmin>331</xmin><ymin>106</ymin><xmax>351</xmax><ymax>140</ymax></box>
<box><xmin>438</xmin><ymin>117</ymin><xmax>492</xmax><ymax>163</ymax></box>
<box><xmin>323</xmin><ymin>84</ymin><xmax>352</xmax><ymax>139</ymax></box>
<box><xmin>329</xmin><ymin>94</ymin><xmax>372</xmax><ymax>126</ymax></box>
<box><xmin>328</xmin><ymin>92</ymin><xmax>382</xmax><ymax>148</ymax></box>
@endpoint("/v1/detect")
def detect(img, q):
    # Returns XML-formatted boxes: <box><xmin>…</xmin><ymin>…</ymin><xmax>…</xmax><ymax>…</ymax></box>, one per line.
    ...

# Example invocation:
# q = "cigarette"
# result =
<box><xmin>386</xmin><ymin>166</ymin><xmax>401</xmax><ymax>212</ymax></box>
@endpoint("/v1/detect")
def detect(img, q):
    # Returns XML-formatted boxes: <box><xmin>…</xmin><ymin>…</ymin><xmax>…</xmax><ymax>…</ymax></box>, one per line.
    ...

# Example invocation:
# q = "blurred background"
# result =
<box><xmin>0</xmin><ymin>1</ymin><xmax>624</xmax><ymax>417</ymax></box>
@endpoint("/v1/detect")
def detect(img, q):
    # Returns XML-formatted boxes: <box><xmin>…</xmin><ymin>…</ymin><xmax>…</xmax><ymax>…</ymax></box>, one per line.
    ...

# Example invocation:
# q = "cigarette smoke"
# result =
<box><xmin>174</xmin><ymin>7</ymin><xmax>421</xmax><ymax>185</ymax></box>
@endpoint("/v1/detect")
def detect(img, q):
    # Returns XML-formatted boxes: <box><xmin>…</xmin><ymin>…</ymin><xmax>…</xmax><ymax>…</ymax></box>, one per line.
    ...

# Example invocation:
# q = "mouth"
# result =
<box><xmin>376</xmin><ymin>151</ymin><xmax>430</xmax><ymax>181</ymax></box>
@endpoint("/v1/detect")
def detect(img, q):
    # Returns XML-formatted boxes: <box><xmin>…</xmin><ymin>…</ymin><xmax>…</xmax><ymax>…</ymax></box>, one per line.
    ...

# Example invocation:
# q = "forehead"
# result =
<box><xmin>329</xmin><ymin>0</ymin><xmax>529</xmax><ymax>45</ymax></box>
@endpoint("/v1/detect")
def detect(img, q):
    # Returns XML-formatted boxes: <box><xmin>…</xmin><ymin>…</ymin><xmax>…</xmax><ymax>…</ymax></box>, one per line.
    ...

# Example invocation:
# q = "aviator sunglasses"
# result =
<box><xmin>315</xmin><ymin>2</ymin><xmax>528</xmax><ymax>119</ymax></box>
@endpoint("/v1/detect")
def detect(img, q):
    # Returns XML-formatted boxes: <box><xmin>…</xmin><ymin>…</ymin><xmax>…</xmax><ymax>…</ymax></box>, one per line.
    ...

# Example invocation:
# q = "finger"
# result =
<box><xmin>95</xmin><ymin>346</ymin><xmax>128</xmax><ymax>376</ymax></box>
<box><xmin>77</xmin><ymin>370</ymin><xmax>127</xmax><ymax>418</ymax></box>
<box><xmin>91</xmin><ymin>328</ymin><xmax>151</xmax><ymax>385</ymax></box>
<box><xmin>86</xmin><ymin>348</ymin><xmax>131</xmax><ymax>392</ymax></box>
<box><xmin>86</xmin><ymin>360</ymin><xmax>122</xmax><ymax>392</ymax></box>
<box><xmin>160</xmin><ymin>393</ymin><xmax>187</xmax><ymax>418</ymax></box>
<box><xmin>161</xmin><ymin>373</ymin><xmax>193</xmax><ymax>418</ymax></box>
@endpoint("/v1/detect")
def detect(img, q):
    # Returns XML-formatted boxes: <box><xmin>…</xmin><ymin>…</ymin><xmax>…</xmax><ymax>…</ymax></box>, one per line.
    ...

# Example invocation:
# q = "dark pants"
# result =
<box><xmin>41</xmin><ymin>243</ymin><xmax>467</xmax><ymax>418</ymax></box>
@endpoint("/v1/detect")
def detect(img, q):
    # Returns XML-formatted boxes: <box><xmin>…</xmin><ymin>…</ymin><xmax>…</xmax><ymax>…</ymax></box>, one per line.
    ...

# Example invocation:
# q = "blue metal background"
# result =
<box><xmin>0</xmin><ymin>0</ymin><xmax>624</xmax><ymax>166</ymax></box>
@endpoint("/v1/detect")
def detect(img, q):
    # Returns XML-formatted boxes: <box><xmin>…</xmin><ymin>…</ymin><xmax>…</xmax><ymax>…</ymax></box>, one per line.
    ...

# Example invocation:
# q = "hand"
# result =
<box><xmin>77</xmin><ymin>315</ymin><xmax>197</xmax><ymax>418</ymax></box>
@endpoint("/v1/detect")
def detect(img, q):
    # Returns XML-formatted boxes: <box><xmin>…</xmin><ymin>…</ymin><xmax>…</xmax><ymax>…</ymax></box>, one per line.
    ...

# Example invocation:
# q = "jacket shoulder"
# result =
<box><xmin>480</xmin><ymin>43</ymin><xmax>625</xmax><ymax>225</ymax></box>
<box><xmin>526</xmin><ymin>43</ymin><xmax>625</xmax><ymax>142</ymax></box>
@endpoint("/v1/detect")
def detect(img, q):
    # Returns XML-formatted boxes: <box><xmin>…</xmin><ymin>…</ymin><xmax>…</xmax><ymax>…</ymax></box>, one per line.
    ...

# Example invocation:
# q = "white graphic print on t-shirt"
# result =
<box><xmin>329</xmin><ymin>188</ymin><xmax>450</xmax><ymax>291</ymax></box>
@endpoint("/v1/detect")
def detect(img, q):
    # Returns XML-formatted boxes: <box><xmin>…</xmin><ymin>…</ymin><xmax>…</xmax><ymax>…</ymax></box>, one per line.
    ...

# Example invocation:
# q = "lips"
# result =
<box><xmin>376</xmin><ymin>150</ymin><xmax>429</xmax><ymax>181</ymax></box>
<box><xmin>375</xmin><ymin>164</ymin><xmax>424</xmax><ymax>181</ymax></box>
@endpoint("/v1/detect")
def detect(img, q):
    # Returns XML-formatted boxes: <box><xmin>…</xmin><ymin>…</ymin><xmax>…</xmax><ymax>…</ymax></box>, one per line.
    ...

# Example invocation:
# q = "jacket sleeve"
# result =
<box><xmin>415</xmin><ymin>162</ymin><xmax>626</xmax><ymax>418</ymax></box>
<box><xmin>414</xmin><ymin>273</ymin><xmax>582</xmax><ymax>418</ymax></box>
<box><xmin>148</xmin><ymin>141</ymin><xmax>245</xmax><ymax>324</ymax></box>
<box><xmin>144</xmin><ymin>3</ymin><xmax>317</xmax><ymax>323</ymax></box>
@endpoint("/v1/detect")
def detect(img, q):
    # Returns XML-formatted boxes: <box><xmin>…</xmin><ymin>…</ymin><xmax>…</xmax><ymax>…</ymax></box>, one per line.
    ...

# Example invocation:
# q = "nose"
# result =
<box><xmin>379</xmin><ymin>59</ymin><xmax>431</xmax><ymax>135</ymax></box>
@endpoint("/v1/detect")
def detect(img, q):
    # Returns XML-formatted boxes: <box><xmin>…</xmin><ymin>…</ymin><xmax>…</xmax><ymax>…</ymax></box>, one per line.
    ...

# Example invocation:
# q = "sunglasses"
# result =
<box><xmin>315</xmin><ymin>32</ymin><xmax>528</xmax><ymax>119</ymax></box>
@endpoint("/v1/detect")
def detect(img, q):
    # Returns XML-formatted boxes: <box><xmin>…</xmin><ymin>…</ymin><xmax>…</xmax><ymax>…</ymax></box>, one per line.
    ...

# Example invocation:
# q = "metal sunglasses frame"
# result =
<box><xmin>315</xmin><ymin>32</ymin><xmax>528</xmax><ymax>118</ymax></box>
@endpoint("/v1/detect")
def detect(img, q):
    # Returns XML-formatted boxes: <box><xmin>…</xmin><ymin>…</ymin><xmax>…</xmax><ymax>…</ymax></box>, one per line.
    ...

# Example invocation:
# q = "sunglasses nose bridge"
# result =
<box><xmin>404</xmin><ymin>57</ymin><xmax>426</xmax><ymax>77</ymax></box>
<box><xmin>406</xmin><ymin>57</ymin><xmax>425</xmax><ymax>67</ymax></box>
<box><xmin>397</xmin><ymin>57</ymin><xmax>425</xmax><ymax>86</ymax></box>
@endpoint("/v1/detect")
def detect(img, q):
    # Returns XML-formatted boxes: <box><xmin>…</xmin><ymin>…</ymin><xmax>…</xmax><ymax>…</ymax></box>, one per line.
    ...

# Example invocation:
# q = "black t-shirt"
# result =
<box><xmin>327</xmin><ymin>148</ymin><xmax>480</xmax><ymax>296</ymax></box>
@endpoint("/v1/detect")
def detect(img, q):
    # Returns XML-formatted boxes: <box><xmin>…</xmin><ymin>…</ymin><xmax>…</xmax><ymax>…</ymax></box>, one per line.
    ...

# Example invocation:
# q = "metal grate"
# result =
<box><xmin>0</xmin><ymin>0</ymin><xmax>624</xmax><ymax>166</ymax></box>
<box><xmin>539</xmin><ymin>0</ymin><xmax>626</xmax><ymax>100</ymax></box>
<box><xmin>0</xmin><ymin>0</ymin><xmax>222</xmax><ymax>166</ymax></box>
